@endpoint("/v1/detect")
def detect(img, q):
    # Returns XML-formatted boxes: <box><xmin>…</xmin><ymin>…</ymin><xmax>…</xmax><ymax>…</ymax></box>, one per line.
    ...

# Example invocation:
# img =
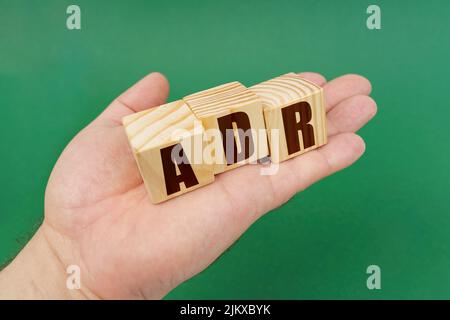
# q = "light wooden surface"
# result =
<box><xmin>122</xmin><ymin>100</ymin><xmax>214</xmax><ymax>203</ymax></box>
<box><xmin>250</xmin><ymin>73</ymin><xmax>327</xmax><ymax>163</ymax></box>
<box><xmin>183</xmin><ymin>82</ymin><xmax>269</xmax><ymax>174</ymax></box>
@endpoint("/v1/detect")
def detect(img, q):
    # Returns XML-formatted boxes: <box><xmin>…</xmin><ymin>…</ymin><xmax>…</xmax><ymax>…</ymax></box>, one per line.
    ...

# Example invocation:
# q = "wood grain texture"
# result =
<box><xmin>122</xmin><ymin>74</ymin><xmax>327</xmax><ymax>203</ymax></box>
<box><xmin>183</xmin><ymin>82</ymin><xmax>269</xmax><ymax>174</ymax></box>
<box><xmin>250</xmin><ymin>73</ymin><xmax>327</xmax><ymax>163</ymax></box>
<box><xmin>122</xmin><ymin>100</ymin><xmax>214</xmax><ymax>203</ymax></box>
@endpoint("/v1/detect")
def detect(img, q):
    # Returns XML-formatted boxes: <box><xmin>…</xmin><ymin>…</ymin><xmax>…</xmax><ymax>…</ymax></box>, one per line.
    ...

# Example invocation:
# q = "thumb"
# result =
<box><xmin>94</xmin><ymin>72</ymin><xmax>170</xmax><ymax>126</ymax></box>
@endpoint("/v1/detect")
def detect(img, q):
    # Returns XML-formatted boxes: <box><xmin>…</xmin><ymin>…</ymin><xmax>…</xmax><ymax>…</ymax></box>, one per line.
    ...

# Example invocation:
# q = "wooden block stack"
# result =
<box><xmin>123</xmin><ymin>73</ymin><xmax>327</xmax><ymax>203</ymax></box>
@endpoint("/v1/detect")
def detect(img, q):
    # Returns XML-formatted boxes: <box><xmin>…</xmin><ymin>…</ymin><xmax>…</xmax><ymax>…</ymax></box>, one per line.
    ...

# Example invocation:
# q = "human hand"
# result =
<box><xmin>0</xmin><ymin>72</ymin><xmax>376</xmax><ymax>299</ymax></box>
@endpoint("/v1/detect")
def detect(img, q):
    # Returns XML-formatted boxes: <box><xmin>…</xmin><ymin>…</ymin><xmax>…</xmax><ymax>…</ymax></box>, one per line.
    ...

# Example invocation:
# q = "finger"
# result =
<box><xmin>220</xmin><ymin>132</ymin><xmax>367</xmax><ymax>216</ymax></box>
<box><xmin>324</xmin><ymin>74</ymin><xmax>372</xmax><ymax>112</ymax></box>
<box><xmin>327</xmin><ymin>95</ymin><xmax>377</xmax><ymax>136</ymax></box>
<box><xmin>179</xmin><ymin>132</ymin><xmax>365</xmax><ymax>224</ymax></box>
<box><xmin>95</xmin><ymin>72</ymin><xmax>170</xmax><ymax>126</ymax></box>
<box><xmin>263</xmin><ymin>133</ymin><xmax>366</xmax><ymax>208</ymax></box>
<box><xmin>297</xmin><ymin>72</ymin><xmax>327</xmax><ymax>86</ymax></box>
<box><xmin>118</xmin><ymin>72</ymin><xmax>170</xmax><ymax>111</ymax></box>
<box><xmin>56</xmin><ymin>73</ymin><xmax>170</xmax><ymax>207</ymax></box>
<box><xmin>154</xmin><ymin>133</ymin><xmax>366</xmax><ymax>282</ymax></box>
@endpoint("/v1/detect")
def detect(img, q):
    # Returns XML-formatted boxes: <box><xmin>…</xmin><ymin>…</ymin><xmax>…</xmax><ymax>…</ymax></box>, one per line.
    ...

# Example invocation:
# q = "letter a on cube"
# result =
<box><xmin>122</xmin><ymin>100</ymin><xmax>214</xmax><ymax>203</ymax></box>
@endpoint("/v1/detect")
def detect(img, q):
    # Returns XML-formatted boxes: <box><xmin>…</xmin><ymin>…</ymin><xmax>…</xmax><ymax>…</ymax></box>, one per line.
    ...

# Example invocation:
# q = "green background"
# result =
<box><xmin>1</xmin><ymin>0</ymin><xmax>449</xmax><ymax>299</ymax></box>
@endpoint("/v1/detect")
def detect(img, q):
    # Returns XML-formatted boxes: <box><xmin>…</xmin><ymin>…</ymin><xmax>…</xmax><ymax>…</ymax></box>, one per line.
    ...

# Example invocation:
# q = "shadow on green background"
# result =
<box><xmin>1</xmin><ymin>0</ymin><xmax>449</xmax><ymax>299</ymax></box>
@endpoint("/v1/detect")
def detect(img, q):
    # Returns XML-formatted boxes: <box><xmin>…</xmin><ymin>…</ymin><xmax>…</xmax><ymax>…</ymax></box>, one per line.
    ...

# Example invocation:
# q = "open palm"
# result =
<box><xmin>42</xmin><ymin>72</ymin><xmax>376</xmax><ymax>299</ymax></box>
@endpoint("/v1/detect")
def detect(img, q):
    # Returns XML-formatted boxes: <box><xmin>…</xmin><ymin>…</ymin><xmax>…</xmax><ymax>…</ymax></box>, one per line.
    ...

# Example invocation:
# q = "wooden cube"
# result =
<box><xmin>250</xmin><ymin>73</ymin><xmax>327</xmax><ymax>163</ymax></box>
<box><xmin>183</xmin><ymin>82</ymin><xmax>269</xmax><ymax>174</ymax></box>
<box><xmin>122</xmin><ymin>100</ymin><xmax>214</xmax><ymax>203</ymax></box>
